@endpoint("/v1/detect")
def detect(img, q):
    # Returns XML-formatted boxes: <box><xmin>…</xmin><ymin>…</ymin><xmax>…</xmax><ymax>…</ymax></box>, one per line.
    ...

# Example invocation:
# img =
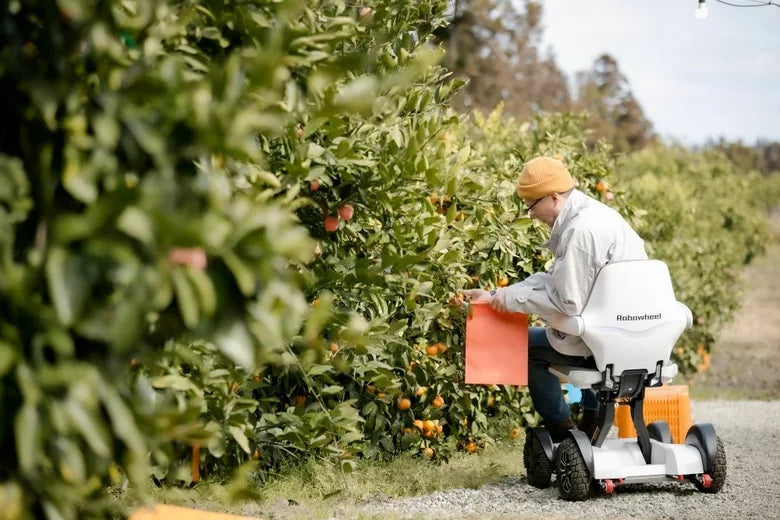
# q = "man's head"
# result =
<box><xmin>516</xmin><ymin>156</ymin><xmax>575</xmax><ymax>227</ymax></box>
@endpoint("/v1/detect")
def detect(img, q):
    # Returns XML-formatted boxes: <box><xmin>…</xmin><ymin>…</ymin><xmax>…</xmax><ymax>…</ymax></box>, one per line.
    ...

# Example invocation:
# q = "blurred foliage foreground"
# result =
<box><xmin>1</xmin><ymin>1</ymin><xmax>778</xmax><ymax>518</ymax></box>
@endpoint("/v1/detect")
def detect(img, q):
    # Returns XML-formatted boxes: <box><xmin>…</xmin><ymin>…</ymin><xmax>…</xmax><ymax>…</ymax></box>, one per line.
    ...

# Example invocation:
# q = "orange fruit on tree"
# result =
<box><xmin>465</xmin><ymin>441</ymin><xmax>477</xmax><ymax>454</ymax></box>
<box><xmin>423</xmin><ymin>447</ymin><xmax>434</xmax><ymax>459</ymax></box>
<box><xmin>422</xmin><ymin>420</ymin><xmax>435</xmax><ymax>432</ymax></box>
<box><xmin>497</xmin><ymin>278</ymin><xmax>508</xmax><ymax>287</ymax></box>
<box><xmin>338</xmin><ymin>204</ymin><xmax>354</xmax><ymax>221</ymax></box>
<box><xmin>425</xmin><ymin>345</ymin><xmax>439</xmax><ymax>357</ymax></box>
<box><xmin>329</xmin><ymin>342</ymin><xmax>340</xmax><ymax>353</ymax></box>
<box><xmin>252</xmin><ymin>449</ymin><xmax>261</xmax><ymax>460</ymax></box>
<box><xmin>324</xmin><ymin>215</ymin><xmax>340</xmax><ymax>232</ymax></box>
<box><xmin>415</xmin><ymin>386</ymin><xmax>427</xmax><ymax>397</ymax></box>
<box><xmin>294</xmin><ymin>395</ymin><xmax>306</xmax><ymax>407</ymax></box>
<box><xmin>231</xmin><ymin>382</ymin><xmax>240</xmax><ymax>393</ymax></box>
<box><xmin>433</xmin><ymin>342</ymin><xmax>447</xmax><ymax>354</ymax></box>
<box><xmin>377</xmin><ymin>392</ymin><xmax>386</xmax><ymax>399</ymax></box>
<box><xmin>595</xmin><ymin>181</ymin><xmax>607</xmax><ymax>192</ymax></box>
<box><xmin>397</xmin><ymin>397</ymin><xmax>411</xmax><ymax>411</ymax></box>
<box><xmin>510</xmin><ymin>428</ymin><xmax>521</xmax><ymax>439</ymax></box>
<box><xmin>435</xmin><ymin>424</ymin><xmax>443</xmax><ymax>434</ymax></box>
<box><xmin>432</xmin><ymin>395</ymin><xmax>444</xmax><ymax>408</ymax></box>
<box><xmin>413</xmin><ymin>420</ymin><xmax>424</xmax><ymax>431</ymax></box>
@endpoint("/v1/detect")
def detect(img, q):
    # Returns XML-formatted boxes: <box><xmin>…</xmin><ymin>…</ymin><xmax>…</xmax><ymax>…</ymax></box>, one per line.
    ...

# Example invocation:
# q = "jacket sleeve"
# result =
<box><xmin>491</xmin><ymin>272</ymin><xmax>566</xmax><ymax>322</ymax></box>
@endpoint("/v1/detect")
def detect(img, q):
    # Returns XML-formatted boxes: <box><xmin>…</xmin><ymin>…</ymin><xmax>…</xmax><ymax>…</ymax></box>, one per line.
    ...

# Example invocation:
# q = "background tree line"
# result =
<box><xmin>437</xmin><ymin>0</ymin><xmax>780</xmax><ymax>171</ymax></box>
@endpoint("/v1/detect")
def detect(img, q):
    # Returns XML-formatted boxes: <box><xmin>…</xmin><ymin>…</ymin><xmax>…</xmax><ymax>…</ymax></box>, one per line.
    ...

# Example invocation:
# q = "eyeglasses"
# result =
<box><xmin>525</xmin><ymin>195</ymin><xmax>548</xmax><ymax>213</ymax></box>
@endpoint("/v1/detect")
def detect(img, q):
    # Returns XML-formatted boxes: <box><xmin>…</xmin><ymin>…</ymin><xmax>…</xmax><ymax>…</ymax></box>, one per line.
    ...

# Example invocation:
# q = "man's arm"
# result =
<box><xmin>489</xmin><ymin>272</ymin><xmax>565</xmax><ymax>321</ymax></box>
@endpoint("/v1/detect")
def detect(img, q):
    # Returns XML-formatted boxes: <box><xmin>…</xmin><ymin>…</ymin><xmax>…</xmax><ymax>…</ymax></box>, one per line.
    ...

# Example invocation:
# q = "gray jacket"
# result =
<box><xmin>493</xmin><ymin>189</ymin><xmax>648</xmax><ymax>356</ymax></box>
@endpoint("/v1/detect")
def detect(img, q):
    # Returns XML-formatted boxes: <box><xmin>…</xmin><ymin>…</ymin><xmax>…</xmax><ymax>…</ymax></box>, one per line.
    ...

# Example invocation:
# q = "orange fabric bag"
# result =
<box><xmin>465</xmin><ymin>302</ymin><xmax>528</xmax><ymax>385</ymax></box>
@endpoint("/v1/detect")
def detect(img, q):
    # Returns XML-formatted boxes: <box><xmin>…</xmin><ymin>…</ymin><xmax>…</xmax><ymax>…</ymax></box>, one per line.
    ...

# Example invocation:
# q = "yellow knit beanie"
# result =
<box><xmin>516</xmin><ymin>156</ymin><xmax>575</xmax><ymax>200</ymax></box>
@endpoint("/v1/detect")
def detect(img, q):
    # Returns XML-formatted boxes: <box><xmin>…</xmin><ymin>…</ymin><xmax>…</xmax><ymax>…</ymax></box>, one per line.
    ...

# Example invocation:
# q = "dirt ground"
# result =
<box><xmin>688</xmin><ymin>209</ymin><xmax>780</xmax><ymax>400</ymax></box>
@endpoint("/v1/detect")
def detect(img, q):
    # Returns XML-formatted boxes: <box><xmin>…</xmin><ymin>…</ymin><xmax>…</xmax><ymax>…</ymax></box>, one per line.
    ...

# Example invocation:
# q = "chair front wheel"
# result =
<box><xmin>555</xmin><ymin>437</ymin><xmax>592</xmax><ymax>501</ymax></box>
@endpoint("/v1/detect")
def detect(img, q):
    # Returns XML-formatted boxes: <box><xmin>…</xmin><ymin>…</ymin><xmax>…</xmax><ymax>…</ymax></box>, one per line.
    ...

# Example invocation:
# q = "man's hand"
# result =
<box><xmin>449</xmin><ymin>289</ymin><xmax>492</xmax><ymax>308</ymax></box>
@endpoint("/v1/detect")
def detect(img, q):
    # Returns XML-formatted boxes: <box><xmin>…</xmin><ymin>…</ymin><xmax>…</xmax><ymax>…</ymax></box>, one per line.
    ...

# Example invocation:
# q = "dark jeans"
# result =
<box><xmin>529</xmin><ymin>327</ymin><xmax>599</xmax><ymax>425</ymax></box>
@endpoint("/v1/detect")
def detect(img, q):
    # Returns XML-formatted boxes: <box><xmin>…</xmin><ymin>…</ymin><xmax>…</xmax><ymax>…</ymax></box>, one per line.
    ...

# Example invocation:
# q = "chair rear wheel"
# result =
<box><xmin>648</xmin><ymin>421</ymin><xmax>672</xmax><ymax>444</ymax></box>
<box><xmin>524</xmin><ymin>430</ymin><xmax>553</xmax><ymax>489</ymax></box>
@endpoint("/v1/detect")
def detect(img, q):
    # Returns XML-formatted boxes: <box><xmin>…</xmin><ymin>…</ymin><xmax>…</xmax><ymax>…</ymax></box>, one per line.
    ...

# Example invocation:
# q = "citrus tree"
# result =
<box><xmin>3</xmin><ymin>1</ymin><xmax>776</xmax><ymax>517</ymax></box>
<box><xmin>616</xmin><ymin>146</ymin><xmax>774</xmax><ymax>374</ymax></box>
<box><xmin>0</xmin><ymin>0</ymin><xmax>397</xmax><ymax>516</ymax></box>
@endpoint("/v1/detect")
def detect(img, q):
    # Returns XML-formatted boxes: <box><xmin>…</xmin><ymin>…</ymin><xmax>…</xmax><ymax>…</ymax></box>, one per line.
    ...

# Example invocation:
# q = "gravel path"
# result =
<box><xmin>361</xmin><ymin>400</ymin><xmax>780</xmax><ymax>519</ymax></box>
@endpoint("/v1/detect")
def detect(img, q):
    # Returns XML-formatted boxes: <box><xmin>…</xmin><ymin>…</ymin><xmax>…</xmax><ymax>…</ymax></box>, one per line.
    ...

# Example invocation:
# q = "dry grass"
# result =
<box><xmin>127</xmin><ymin>438</ymin><xmax>528</xmax><ymax>520</ymax></box>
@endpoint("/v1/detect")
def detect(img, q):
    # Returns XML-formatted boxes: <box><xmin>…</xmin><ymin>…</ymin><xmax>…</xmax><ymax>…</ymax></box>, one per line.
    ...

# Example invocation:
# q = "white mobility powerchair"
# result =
<box><xmin>524</xmin><ymin>260</ymin><xmax>727</xmax><ymax>500</ymax></box>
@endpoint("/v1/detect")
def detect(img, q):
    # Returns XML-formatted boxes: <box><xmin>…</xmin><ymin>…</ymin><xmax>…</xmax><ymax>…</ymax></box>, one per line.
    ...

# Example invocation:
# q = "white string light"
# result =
<box><xmin>714</xmin><ymin>0</ymin><xmax>780</xmax><ymax>7</ymax></box>
<box><xmin>695</xmin><ymin>0</ymin><xmax>780</xmax><ymax>20</ymax></box>
<box><xmin>695</xmin><ymin>0</ymin><xmax>709</xmax><ymax>18</ymax></box>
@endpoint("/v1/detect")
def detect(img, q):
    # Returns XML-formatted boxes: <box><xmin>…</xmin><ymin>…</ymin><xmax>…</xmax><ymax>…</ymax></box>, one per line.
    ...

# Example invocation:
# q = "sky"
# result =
<box><xmin>537</xmin><ymin>0</ymin><xmax>780</xmax><ymax>145</ymax></box>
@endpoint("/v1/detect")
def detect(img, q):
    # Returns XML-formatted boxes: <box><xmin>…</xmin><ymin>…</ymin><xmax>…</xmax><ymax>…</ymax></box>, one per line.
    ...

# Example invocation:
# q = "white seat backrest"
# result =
<box><xmin>580</xmin><ymin>260</ymin><xmax>690</xmax><ymax>374</ymax></box>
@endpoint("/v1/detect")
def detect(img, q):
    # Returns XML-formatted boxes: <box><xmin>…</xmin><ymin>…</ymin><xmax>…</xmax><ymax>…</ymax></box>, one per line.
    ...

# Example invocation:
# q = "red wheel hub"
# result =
<box><xmin>701</xmin><ymin>473</ymin><xmax>713</xmax><ymax>488</ymax></box>
<box><xmin>602</xmin><ymin>479</ymin><xmax>615</xmax><ymax>494</ymax></box>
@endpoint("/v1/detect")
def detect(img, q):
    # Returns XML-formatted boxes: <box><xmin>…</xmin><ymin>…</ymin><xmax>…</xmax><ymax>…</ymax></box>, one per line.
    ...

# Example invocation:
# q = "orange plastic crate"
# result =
<box><xmin>615</xmin><ymin>384</ymin><xmax>692</xmax><ymax>444</ymax></box>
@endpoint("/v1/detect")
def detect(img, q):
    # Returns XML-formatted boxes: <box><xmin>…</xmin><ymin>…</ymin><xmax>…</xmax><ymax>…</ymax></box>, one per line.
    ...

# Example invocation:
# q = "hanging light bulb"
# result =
<box><xmin>695</xmin><ymin>0</ymin><xmax>709</xmax><ymax>19</ymax></box>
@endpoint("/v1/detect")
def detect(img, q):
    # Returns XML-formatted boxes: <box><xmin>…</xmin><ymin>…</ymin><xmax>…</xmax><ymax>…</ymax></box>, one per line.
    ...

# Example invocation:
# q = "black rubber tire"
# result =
<box><xmin>523</xmin><ymin>431</ymin><xmax>553</xmax><ymax>489</ymax></box>
<box><xmin>694</xmin><ymin>436</ymin><xmax>726</xmax><ymax>493</ymax></box>
<box><xmin>555</xmin><ymin>437</ymin><xmax>592</xmax><ymax>501</ymax></box>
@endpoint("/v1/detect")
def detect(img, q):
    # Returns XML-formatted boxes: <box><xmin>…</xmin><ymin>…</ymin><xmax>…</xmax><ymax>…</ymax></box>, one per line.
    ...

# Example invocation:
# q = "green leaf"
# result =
<box><xmin>46</xmin><ymin>248</ymin><xmax>89</xmax><ymax>326</ymax></box>
<box><xmin>228</xmin><ymin>425</ymin><xmax>251</xmax><ymax>453</ymax></box>
<box><xmin>214</xmin><ymin>318</ymin><xmax>255</xmax><ymax>370</ymax></box>
<box><xmin>117</xmin><ymin>206</ymin><xmax>155</xmax><ymax>245</ymax></box>
<box><xmin>14</xmin><ymin>404</ymin><xmax>40</xmax><ymax>474</ymax></box>
<box><xmin>150</xmin><ymin>375</ymin><xmax>202</xmax><ymax>393</ymax></box>
<box><xmin>62</xmin><ymin>145</ymin><xmax>96</xmax><ymax>203</ymax></box>
<box><xmin>64</xmin><ymin>399</ymin><xmax>111</xmax><ymax>457</ymax></box>
<box><xmin>207</xmin><ymin>431</ymin><xmax>225</xmax><ymax>458</ymax></box>
<box><xmin>186</xmin><ymin>267</ymin><xmax>217</xmax><ymax>317</ymax></box>
<box><xmin>93</xmin><ymin>113</ymin><xmax>120</xmax><ymax>149</ymax></box>
<box><xmin>334</xmin><ymin>76</ymin><xmax>378</xmax><ymax>113</ymax></box>
<box><xmin>308</xmin><ymin>434</ymin><xmax>329</xmax><ymax>448</ymax></box>
<box><xmin>320</xmin><ymin>385</ymin><xmax>343</xmax><ymax>396</ymax></box>
<box><xmin>100</xmin><ymin>381</ymin><xmax>155</xmax><ymax>489</ymax></box>
<box><xmin>171</xmin><ymin>267</ymin><xmax>199</xmax><ymax>328</ymax></box>
<box><xmin>223</xmin><ymin>252</ymin><xmax>256</xmax><ymax>297</ymax></box>
<box><xmin>0</xmin><ymin>341</ymin><xmax>18</xmax><ymax>376</ymax></box>
<box><xmin>307</xmin><ymin>364</ymin><xmax>332</xmax><ymax>377</ymax></box>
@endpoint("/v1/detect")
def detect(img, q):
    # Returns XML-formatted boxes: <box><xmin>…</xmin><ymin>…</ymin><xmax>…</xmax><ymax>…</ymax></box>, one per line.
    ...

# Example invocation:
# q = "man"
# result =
<box><xmin>458</xmin><ymin>156</ymin><xmax>647</xmax><ymax>441</ymax></box>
